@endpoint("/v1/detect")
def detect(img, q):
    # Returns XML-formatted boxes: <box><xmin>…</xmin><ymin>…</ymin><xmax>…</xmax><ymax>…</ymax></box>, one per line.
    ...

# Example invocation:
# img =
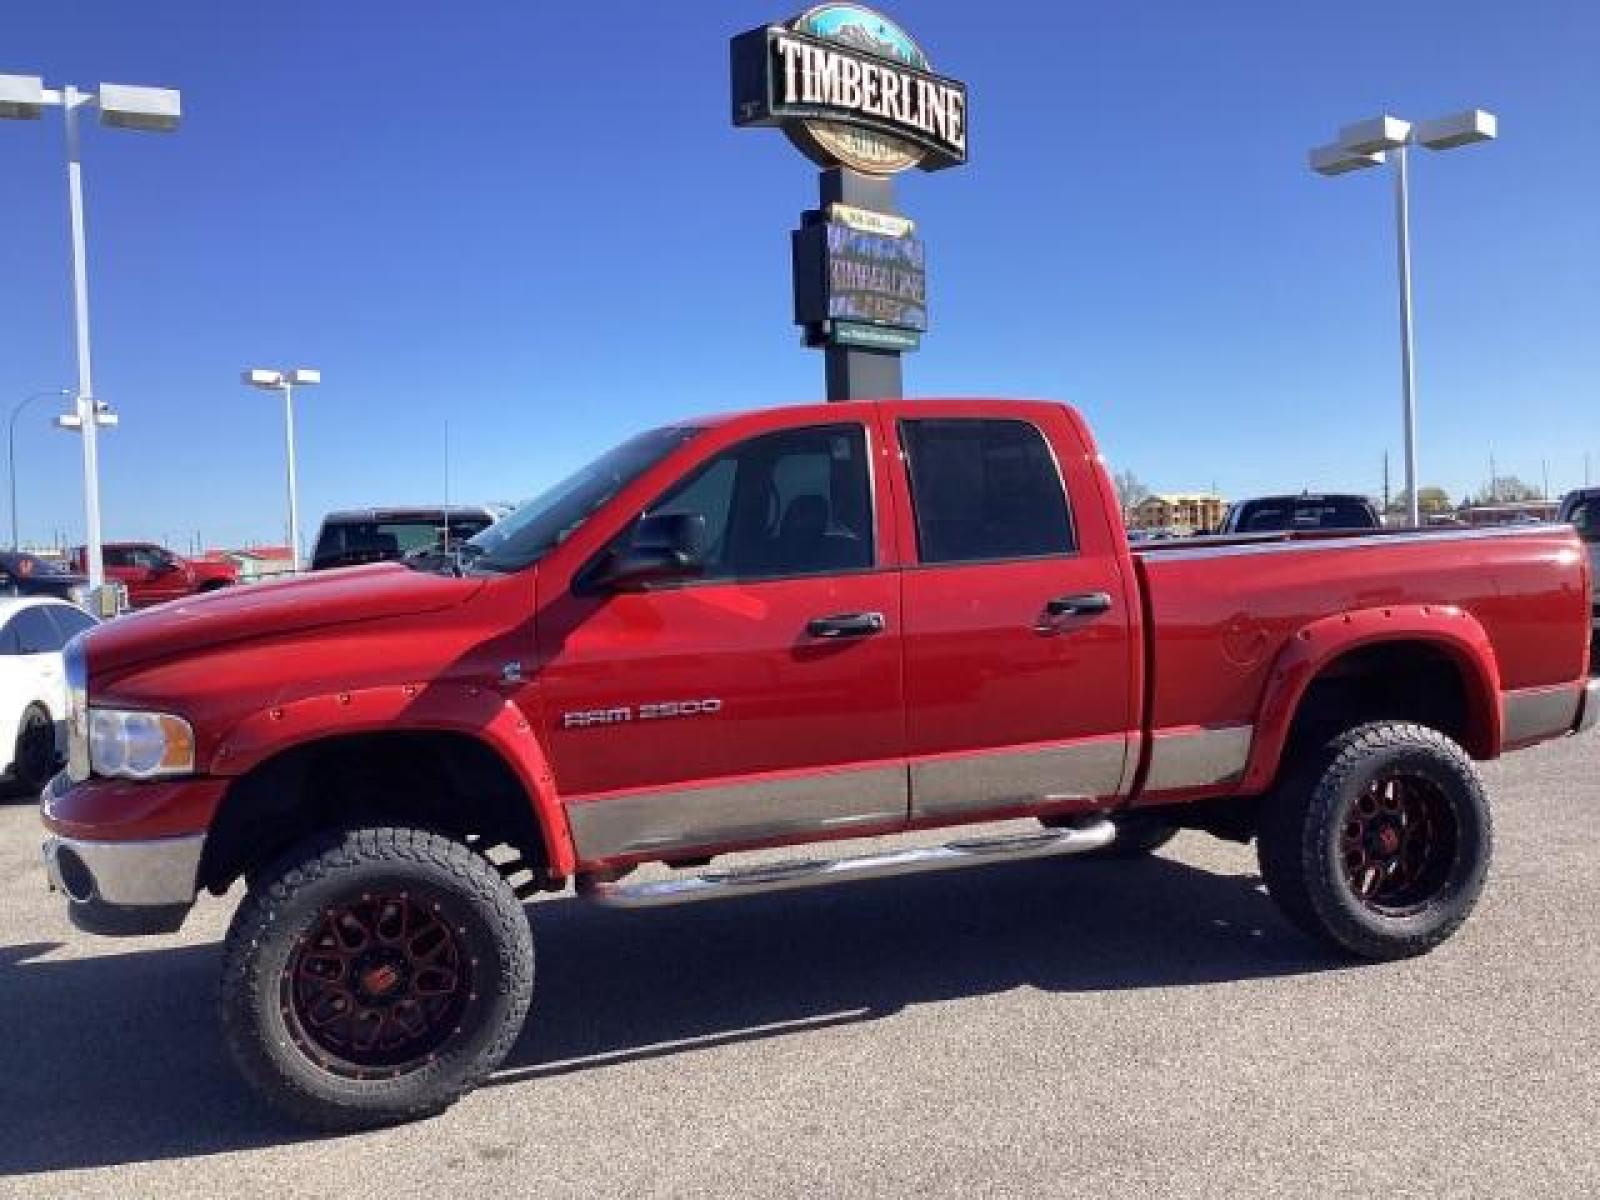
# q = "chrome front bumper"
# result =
<box><xmin>42</xmin><ymin>832</ymin><xmax>203</xmax><ymax>936</ymax></box>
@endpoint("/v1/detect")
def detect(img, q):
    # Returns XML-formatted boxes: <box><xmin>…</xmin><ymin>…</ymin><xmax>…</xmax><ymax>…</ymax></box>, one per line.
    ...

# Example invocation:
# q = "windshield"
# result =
<box><xmin>1234</xmin><ymin>497</ymin><xmax>1377</xmax><ymax>532</ymax></box>
<box><xmin>467</xmin><ymin>425</ymin><xmax>701</xmax><ymax>571</ymax></box>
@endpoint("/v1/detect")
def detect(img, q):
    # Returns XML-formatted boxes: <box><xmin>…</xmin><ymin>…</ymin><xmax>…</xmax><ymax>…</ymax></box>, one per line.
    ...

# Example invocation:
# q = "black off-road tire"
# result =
<box><xmin>1257</xmin><ymin>722</ymin><xmax>1492</xmax><ymax>961</ymax></box>
<box><xmin>219</xmin><ymin>826</ymin><xmax>533</xmax><ymax>1130</ymax></box>
<box><xmin>9</xmin><ymin>705</ymin><xmax>58</xmax><ymax>797</ymax></box>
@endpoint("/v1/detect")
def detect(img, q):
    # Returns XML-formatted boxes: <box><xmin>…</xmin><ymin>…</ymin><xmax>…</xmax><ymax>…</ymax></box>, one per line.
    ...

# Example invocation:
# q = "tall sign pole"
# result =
<box><xmin>731</xmin><ymin>5</ymin><xmax>968</xmax><ymax>401</ymax></box>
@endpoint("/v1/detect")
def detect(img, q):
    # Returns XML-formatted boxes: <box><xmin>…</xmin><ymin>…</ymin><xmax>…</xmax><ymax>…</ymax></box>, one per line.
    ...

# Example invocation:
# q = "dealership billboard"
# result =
<box><xmin>732</xmin><ymin>5</ymin><xmax>967</xmax><ymax>397</ymax></box>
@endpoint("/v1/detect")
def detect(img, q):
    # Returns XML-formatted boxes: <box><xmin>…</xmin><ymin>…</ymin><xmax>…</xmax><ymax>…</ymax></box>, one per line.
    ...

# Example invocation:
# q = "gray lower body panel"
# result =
<box><xmin>566</xmin><ymin>763</ymin><xmax>908</xmax><ymax>861</ymax></box>
<box><xmin>1143</xmin><ymin>724</ymin><xmax>1254</xmax><ymax>793</ymax></box>
<box><xmin>908</xmin><ymin>737</ymin><xmax>1128</xmax><ymax>820</ymax></box>
<box><xmin>1502</xmin><ymin>683</ymin><xmax>1585</xmax><ymax>748</ymax></box>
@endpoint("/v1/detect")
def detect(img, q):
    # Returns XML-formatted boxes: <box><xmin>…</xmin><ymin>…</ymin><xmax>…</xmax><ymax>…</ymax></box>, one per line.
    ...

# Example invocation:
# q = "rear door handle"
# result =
<box><xmin>807</xmin><ymin>611</ymin><xmax>886</xmax><ymax>639</ymax></box>
<box><xmin>1044</xmin><ymin>592</ymin><xmax>1113</xmax><ymax>618</ymax></box>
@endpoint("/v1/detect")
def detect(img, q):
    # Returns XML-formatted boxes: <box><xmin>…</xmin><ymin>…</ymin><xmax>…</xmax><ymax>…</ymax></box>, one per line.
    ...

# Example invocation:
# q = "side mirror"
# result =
<box><xmin>588</xmin><ymin>512</ymin><xmax>707</xmax><ymax>592</ymax></box>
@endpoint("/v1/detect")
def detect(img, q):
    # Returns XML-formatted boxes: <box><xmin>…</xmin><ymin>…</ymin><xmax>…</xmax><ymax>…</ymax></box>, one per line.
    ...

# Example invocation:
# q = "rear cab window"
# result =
<box><xmin>313</xmin><ymin>515</ymin><xmax>493</xmax><ymax>569</ymax></box>
<box><xmin>1234</xmin><ymin>497</ymin><xmax>1377</xmax><ymax>532</ymax></box>
<box><xmin>897</xmin><ymin>417</ymin><xmax>1075</xmax><ymax>563</ymax></box>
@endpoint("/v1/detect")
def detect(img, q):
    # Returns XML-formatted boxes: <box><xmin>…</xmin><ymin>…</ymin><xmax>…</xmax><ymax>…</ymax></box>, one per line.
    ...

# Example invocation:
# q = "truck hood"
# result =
<box><xmin>85</xmin><ymin>563</ymin><xmax>487</xmax><ymax>677</ymax></box>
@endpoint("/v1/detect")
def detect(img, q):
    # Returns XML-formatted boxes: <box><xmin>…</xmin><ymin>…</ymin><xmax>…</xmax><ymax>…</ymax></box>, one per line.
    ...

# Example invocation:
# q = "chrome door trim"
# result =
<box><xmin>1143</xmin><ymin>724</ymin><xmax>1254</xmax><ymax>793</ymax></box>
<box><xmin>566</xmin><ymin>762</ymin><xmax>908</xmax><ymax>862</ymax></box>
<box><xmin>908</xmin><ymin>736</ymin><xmax>1129</xmax><ymax>820</ymax></box>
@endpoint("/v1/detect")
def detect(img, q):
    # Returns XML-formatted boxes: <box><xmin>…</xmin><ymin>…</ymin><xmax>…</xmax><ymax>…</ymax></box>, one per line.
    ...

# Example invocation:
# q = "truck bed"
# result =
<box><xmin>1130</xmin><ymin>523</ymin><xmax>1592</xmax><ymax>800</ymax></box>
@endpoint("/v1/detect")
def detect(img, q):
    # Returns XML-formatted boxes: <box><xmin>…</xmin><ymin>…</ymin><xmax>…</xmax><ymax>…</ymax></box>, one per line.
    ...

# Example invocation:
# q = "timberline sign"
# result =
<box><xmin>731</xmin><ymin>4</ymin><xmax>969</xmax><ymax>175</ymax></box>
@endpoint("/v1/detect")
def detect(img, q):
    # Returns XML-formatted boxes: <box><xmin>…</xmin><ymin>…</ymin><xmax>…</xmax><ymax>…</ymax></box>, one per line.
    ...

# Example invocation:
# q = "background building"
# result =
<box><xmin>1128</xmin><ymin>493</ymin><xmax>1227</xmax><ymax>535</ymax></box>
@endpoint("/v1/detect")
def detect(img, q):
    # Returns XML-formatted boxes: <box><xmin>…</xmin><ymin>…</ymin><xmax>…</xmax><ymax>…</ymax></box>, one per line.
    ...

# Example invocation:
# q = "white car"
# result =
<box><xmin>1</xmin><ymin>597</ymin><xmax>98</xmax><ymax>796</ymax></box>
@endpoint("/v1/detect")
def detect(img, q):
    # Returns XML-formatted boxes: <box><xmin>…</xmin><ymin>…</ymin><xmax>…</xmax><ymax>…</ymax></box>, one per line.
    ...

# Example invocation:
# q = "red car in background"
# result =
<box><xmin>70</xmin><ymin>542</ymin><xmax>238</xmax><ymax>609</ymax></box>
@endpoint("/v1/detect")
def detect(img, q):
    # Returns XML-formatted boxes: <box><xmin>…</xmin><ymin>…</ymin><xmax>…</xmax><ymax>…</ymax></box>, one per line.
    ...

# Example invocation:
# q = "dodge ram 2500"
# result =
<box><xmin>40</xmin><ymin>398</ymin><xmax>1596</xmax><ymax>1129</ymax></box>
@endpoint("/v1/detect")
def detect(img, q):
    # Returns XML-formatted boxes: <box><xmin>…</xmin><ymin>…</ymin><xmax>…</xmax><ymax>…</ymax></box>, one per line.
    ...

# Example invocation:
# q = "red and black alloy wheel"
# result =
<box><xmin>284</xmin><ymin>890</ymin><xmax>474</xmax><ymax>1079</ymax></box>
<box><xmin>1338</xmin><ymin>772</ymin><xmax>1459</xmax><ymax>917</ymax></box>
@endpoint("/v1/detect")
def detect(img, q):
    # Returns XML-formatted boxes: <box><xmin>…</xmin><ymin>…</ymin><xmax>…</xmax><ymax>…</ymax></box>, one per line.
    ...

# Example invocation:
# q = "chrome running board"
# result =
<box><xmin>577</xmin><ymin>820</ymin><xmax>1116</xmax><ymax>909</ymax></box>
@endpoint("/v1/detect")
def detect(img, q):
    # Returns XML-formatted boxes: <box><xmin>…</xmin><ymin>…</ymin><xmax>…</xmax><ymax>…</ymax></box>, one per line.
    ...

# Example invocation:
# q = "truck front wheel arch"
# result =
<box><xmin>200</xmin><ymin>731</ymin><xmax>557</xmax><ymax>896</ymax></box>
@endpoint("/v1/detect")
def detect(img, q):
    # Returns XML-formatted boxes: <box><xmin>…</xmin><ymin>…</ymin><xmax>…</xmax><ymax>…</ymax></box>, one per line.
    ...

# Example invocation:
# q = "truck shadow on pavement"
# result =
<box><xmin>0</xmin><ymin>850</ymin><xmax>1346</xmax><ymax>1175</ymax></box>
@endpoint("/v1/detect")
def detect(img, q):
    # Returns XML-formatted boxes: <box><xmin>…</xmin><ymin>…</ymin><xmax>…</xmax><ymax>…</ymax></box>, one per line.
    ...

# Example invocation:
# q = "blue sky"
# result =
<box><xmin>2</xmin><ymin>0</ymin><xmax>1596</xmax><ymax>550</ymax></box>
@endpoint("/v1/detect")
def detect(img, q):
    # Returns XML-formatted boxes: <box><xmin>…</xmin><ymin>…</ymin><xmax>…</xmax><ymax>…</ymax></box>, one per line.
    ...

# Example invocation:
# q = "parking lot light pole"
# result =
<box><xmin>7</xmin><ymin>387</ymin><xmax>70</xmax><ymax>549</ymax></box>
<box><xmin>0</xmin><ymin>73</ymin><xmax>182</xmax><ymax>587</ymax></box>
<box><xmin>244</xmin><ymin>368</ymin><xmax>320</xmax><ymax>569</ymax></box>
<box><xmin>1310</xmin><ymin>109</ymin><xmax>1497</xmax><ymax>529</ymax></box>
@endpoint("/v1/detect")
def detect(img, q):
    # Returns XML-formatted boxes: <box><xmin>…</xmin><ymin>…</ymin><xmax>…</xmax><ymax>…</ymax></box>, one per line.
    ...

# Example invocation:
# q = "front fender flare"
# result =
<box><xmin>210</xmin><ymin>682</ymin><xmax>575</xmax><ymax>876</ymax></box>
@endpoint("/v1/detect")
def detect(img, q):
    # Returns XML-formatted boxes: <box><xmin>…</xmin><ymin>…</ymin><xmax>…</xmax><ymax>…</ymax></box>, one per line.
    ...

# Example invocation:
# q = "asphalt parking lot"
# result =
<box><xmin>2</xmin><ymin>733</ymin><xmax>1596</xmax><ymax>1199</ymax></box>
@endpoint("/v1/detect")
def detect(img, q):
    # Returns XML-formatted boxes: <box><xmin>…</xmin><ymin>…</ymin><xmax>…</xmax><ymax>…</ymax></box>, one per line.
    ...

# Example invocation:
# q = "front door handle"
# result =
<box><xmin>1044</xmin><ymin>592</ymin><xmax>1113</xmax><ymax>618</ymax></box>
<box><xmin>807</xmin><ymin>611</ymin><xmax>886</xmax><ymax>639</ymax></box>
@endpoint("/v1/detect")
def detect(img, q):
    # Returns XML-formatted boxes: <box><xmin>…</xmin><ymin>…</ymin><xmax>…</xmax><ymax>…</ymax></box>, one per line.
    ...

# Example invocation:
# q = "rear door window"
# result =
<box><xmin>898</xmin><ymin>418</ymin><xmax>1074</xmax><ymax>563</ymax></box>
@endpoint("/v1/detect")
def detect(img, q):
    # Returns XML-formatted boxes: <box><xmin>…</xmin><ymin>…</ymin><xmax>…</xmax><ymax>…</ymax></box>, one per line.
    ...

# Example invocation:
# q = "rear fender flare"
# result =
<box><xmin>212</xmin><ymin>683</ymin><xmax>575</xmax><ymax>876</ymax></box>
<box><xmin>1239</xmin><ymin>604</ymin><xmax>1502</xmax><ymax>794</ymax></box>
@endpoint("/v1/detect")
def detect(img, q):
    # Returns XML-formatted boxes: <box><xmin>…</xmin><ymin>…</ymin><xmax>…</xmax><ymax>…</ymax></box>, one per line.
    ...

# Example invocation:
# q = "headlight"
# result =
<box><xmin>87</xmin><ymin>708</ymin><xmax>196</xmax><ymax>779</ymax></box>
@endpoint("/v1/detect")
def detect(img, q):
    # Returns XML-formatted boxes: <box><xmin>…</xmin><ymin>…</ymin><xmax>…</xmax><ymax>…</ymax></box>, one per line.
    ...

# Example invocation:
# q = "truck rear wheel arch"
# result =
<box><xmin>200</xmin><ymin>731</ymin><xmax>555</xmax><ymax>895</ymax></box>
<box><xmin>1247</xmin><ymin>618</ymin><xmax>1501</xmax><ymax>799</ymax></box>
<box><xmin>1285</xmin><ymin>642</ymin><xmax>1477</xmax><ymax>754</ymax></box>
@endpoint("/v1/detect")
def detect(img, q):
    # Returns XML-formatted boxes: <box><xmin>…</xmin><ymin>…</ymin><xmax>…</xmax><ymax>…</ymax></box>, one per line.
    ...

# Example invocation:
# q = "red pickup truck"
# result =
<box><xmin>41</xmin><ymin>399</ymin><xmax>1595</xmax><ymax>1129</ymax></box>
<box><xmin>71</xmin><ymin>541</ymin><xmax>238</xmax><ymax>609</ymax></box>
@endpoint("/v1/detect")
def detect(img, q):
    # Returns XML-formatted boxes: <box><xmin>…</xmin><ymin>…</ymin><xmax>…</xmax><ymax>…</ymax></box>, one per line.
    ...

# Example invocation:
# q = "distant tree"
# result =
<box><xmin>1113</xmin><ymin>469</ymin><xmax>1151</xmax><ymax>512</ymax></box>
<box><xmin>1472</xmin><ymin>476</ymin><xmax>1540</xmax><ymax>505</ymax></box>
<box><xmin>1387</xmin><ymin>485</ymin><xmax>1453</xmax><ymax>516</ymax></box>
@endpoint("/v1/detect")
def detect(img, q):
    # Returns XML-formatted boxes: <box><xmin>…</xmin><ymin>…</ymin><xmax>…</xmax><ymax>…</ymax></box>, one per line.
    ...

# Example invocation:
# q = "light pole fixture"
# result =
<box><xmin>7</xmin><ymin>387</ymin><xmax>71</xmax><ymax>550</ymax></box>
<box><xmin>0</xmin><ymin>73</ymin><xmax>182</xmax><ymax>588</ymax></box>
<box><xmin>243</xmin><ymin>368</ymin><xmax>321</xmax><ymax>569</ymax></box>
<box><xmin>1310</xmin><ymin>108</ymin><xmax>1496</xmax><ymax>528</ymax></box>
